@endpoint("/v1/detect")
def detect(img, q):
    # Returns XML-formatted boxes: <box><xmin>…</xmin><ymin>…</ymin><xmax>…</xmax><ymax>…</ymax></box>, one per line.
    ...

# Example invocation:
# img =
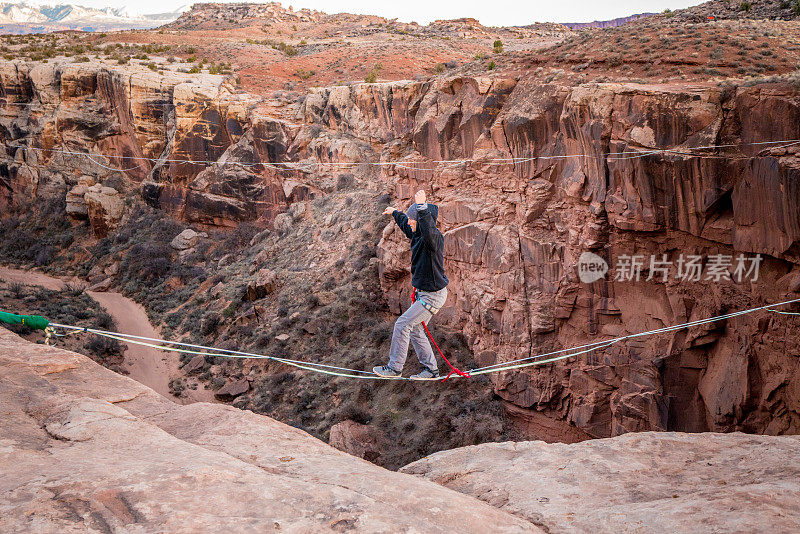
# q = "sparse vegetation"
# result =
<box><xmin>364</xmin><ymin>62</ymin><xmax>382</xmax><ymax>83</ymax></box>
<box><xmin>295</xmin><ymin>68</ymin><xmax>316</xmax><ymax>79</ymax></box>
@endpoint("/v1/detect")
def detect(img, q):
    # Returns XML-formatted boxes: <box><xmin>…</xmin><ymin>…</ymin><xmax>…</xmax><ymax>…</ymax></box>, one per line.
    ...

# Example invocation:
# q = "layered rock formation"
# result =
<box><xmin>0</xmin><ymin>327</ymin><xmax>538</xmax><ymax>532</ymax></box>
<box><xmin>2</xmin><ymin>56</ymin><xmax>799</xmax><ymax>444</ymax></box>
<box><xmin>402</xmin><ymin>431</ymin><xmax>800</xmax><ymax>533</ymax></box>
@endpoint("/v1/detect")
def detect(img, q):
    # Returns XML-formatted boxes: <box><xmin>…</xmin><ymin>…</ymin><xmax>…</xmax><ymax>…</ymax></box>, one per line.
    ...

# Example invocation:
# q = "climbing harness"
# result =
<box><xmin>3</xmin><ymin>296</ymin><xmax>800</xmax><ymax>382</ymax></box>
<box><xmin>412</xmin><ymin>288</ymin><xmax>469</xmax><ymax>381</ymax></box>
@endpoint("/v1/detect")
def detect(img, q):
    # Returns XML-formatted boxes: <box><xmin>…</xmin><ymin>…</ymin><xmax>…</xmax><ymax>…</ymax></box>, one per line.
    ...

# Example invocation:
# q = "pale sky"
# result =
<box><xmin>56</xmin><ymin>0</ymin><xmax>706</xmax><ymax>25</ymax></box>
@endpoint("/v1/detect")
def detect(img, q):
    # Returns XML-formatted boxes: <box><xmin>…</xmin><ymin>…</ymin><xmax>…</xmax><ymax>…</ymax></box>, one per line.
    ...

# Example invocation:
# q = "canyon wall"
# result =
<box><xmin>2</xmin><ymin>58</ymin><xmax>799</xmax><ymax>442</ymax></box>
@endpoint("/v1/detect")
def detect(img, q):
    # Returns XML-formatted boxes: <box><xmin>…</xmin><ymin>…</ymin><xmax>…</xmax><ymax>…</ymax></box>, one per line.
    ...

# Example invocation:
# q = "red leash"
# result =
<box><xmin>412</xmin><ymin>289</ymin><xmax>470</xmax><ymax>381</ymax></box>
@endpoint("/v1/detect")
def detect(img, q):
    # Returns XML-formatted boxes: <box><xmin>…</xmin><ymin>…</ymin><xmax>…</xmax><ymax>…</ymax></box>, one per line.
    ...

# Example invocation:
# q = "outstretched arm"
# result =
<box><xmin>383</xmin><ymin>205</ymin><xmax>414</xmax><ymax>239</ymax></box>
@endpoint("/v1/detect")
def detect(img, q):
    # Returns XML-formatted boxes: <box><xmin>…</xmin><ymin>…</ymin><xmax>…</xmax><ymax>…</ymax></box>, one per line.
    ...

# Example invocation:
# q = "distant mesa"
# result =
<box><xmin>560</xmin><ymin>13</ymin><xmax>655</xmax><ymax>30</ymax></box>
<box><xmin>0</xmin><ymin>1</ymin><xmax>185</xmax><ymax>34</ymax></box>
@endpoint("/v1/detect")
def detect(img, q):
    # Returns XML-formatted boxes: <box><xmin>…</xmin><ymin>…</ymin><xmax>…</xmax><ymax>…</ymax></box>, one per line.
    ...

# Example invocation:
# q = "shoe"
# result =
<box><xmin>373</xmin><ymin>365</ymin><xmax>402</xmax><ymax>378</ymax></box>
<box><xmin>410</xmin><ymin>367</ymin><xmax>440</xmax><ymax>380</ymax></box>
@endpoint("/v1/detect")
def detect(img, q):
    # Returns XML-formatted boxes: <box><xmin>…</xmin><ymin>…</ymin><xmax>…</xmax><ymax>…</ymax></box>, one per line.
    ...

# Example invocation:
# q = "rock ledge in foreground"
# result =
<box><xmin>0</xmin><ymin>328</ymin><xmax>537</xmax><ymax>533</ymax></box>
<box><xmin>402</xmin><ymin>430</ymin><xmax>800</xmax><ymax>533</ymax></box>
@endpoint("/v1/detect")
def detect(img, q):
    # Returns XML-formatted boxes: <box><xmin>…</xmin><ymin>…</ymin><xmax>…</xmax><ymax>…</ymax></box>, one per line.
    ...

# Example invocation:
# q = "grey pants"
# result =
<box><xmin>388</xmin><ymin>287</ymin><xmax>448</xmax><ymax>372</ymax></box>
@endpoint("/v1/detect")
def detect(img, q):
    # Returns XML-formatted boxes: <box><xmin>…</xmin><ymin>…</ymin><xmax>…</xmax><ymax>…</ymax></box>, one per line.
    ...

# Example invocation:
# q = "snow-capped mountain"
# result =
<box><xmin>0</xmin><ymin>2</ymin><xmax>186</xmax><ymax>33</ymax></box>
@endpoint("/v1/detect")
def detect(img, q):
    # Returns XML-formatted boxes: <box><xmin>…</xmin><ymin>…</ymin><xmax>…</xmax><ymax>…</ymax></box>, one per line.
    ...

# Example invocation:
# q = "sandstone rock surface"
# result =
<box><xmin>402</xmin><ymin>431</ymin><xmax>800</xmax><ymax>533</ymax></box>
<box><xmin>84</xmin><ymin>184</ymin><xmax>125</xmax><ymax>238</ymax></box>
<box><xmin>0</xmin><ymin>328</ymin><xmax>538</xmax><ymax>533</ymax></box>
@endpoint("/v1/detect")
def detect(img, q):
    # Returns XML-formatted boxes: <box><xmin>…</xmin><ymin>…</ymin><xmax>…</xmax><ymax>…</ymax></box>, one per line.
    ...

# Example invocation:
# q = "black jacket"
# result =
<box><xmin>393</xmin><ymin>204</ymin><xmax>449</xmax><ymax>292</ymax></box>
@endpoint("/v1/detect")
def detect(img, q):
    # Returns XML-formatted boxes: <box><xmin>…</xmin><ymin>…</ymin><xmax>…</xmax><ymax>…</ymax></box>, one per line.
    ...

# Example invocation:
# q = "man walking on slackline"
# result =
<box><xmin>373</xmin><ymin>189</ymin><xmax>449</xmax><ymax>380</ymax></box>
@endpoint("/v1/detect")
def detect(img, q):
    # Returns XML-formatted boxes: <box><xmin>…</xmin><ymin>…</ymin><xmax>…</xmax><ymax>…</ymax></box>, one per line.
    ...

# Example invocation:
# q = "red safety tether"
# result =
<box><xmin>412</xmin><ymin>289</ymin><xmax>470</xmax><ymax>381</ymax></box>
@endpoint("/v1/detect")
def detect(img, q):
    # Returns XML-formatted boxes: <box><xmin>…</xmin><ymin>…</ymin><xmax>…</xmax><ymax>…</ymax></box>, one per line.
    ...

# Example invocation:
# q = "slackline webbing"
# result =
<box><xmin>40</xmin><ymin>296</ymin><xmax>800</xmax><ymax>382</ymax></box>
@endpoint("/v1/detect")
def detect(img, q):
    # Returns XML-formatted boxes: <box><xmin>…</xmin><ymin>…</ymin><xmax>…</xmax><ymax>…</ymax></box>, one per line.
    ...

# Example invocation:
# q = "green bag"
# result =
<box><xmin>0</xmin><ymin>311</ymin><xmax>50</xmax><ymax>331</ymax></box>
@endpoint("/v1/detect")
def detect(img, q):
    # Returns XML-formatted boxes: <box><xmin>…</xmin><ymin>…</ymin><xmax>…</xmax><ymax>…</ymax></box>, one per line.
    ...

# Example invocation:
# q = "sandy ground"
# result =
<box><xmin>0</xmin><ymin>266</ymin><xmax>213</xmax><ymax>404</ymax></box>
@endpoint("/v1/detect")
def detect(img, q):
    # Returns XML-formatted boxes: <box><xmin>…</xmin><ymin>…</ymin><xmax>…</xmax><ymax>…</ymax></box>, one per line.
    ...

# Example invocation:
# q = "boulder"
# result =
<box><xmin>243</xmin><ymin>269</ymin><xmax>278</xmax><ymax>301</ymax></box>
<box><xmin>182</xmin><ymin>354</ymin><xmax>206</xmax><ymax>374</ymax></box>
<box><xmin>84</xmin><ymin>184</ymin><xmax>124</xmax><ymax>238</ymax></box>
<box><xmin>214</xmin><ymin>377</ymin><xmax>250</xmax><ymax>399</ymax></box>
<box><xmin>329</xmin><ymin>420</ymin><xmax>387</xmax><ymax>463</ymax></box>
<box><xmin>88</xmin><ymin>277</ymin><xmax>113</xmax><ymax>292</ymax></box>
<box><xmin>273</xmin><ymin>212</ymin><xmax>292</xmax><ymax>234</ymax></box>
<box><xmin>170</xmin><ymin>229</ymin><xmax>201</xmax><ymax>250</ymax></box>
<box><xmin>65</xmin><ymin>184</ymin><xmax>90</xmax><ymax>219</ymax></box>
<box><xmin>402</xmin><ymin>432</ymin><xmax>800</xmax><ymax>533</ymax></box>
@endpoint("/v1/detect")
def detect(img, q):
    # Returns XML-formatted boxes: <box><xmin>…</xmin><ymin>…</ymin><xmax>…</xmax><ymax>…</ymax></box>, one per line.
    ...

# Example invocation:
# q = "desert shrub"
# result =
<box><xmin>7</xmin><ymin>282</ymin><xmax>26</xmax><ymax>299</ymax></box>
<box><xmin>364</xmin><ymin>62</ymin><xmax>382</xmax><ymax>83</ymax></box>
<box><xmin>201</xmin><ymin>312</ymin><xmax>222</xmax><ymax>336</ymax></box>
<box><xmin>272</xmin><ymin>41</ymin><xmax>297</xmax><ymax>56</ymax></box>
<box><xmin>336</xmin><ymin>174</ymin><xmax>355</xmax><ymax>190</ymax></box>
<box><xmin>169</xmin><ymin>377</ymin><xmax>186</xmax><ymax>396</ymax></box>
<box><xmin>95</xmin><ymin>312</ymin><xmax>114</xmax><ymax>329</ymax></box>
<box><xmin>84</xmin><ymin>336</ymin><xmax>122</xmax><ymax>361</ymax></box>
<box><xmin>222</xmin><ymin>302</ymin><xmax>238</xmax><ymax>318</ymax></box>
<box><xmin>34</xmin><ymin>245</ymin><xmax>56</xmax><ymax>266</ymax></box>
<box><xmin>335</xmin><ymin>402</ymin><xmax>371</xmax><ymax>424</ymax></box>
<box><xmin>493</xmin><ymin>39</ymin><xmax>503</xmax><ymax>53</ymax></box>
<box><xmin>487</xmin><ymin>60</ymin><xmax>496</xmax><ymax>70</ymax></box>
<box><xmin>121</xmin><ymin>242</ymin><xmax>173</xmax><ymax>283</ymax></box>
<box><xmin>223</xmin><ymin>222</ymin><xmax>260</xmax><ymax>249</ymax></box>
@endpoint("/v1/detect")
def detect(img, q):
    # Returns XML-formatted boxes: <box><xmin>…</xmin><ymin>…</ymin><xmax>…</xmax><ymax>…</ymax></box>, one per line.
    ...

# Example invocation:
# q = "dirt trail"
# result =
<box><xmin>0</xmin><ymin>266</ymin><xmax>213</xmax><ymax>404</ymax></box>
